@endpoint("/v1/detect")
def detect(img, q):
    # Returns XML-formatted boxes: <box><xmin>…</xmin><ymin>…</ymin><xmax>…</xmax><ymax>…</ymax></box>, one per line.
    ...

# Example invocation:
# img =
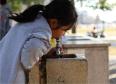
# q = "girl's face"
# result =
<box><xmin>48</xmin><ymin>19</ymin><xmax>71</xmax><ymax>38</ymax></box>
<box><xmin>52</xmin><ymin>25</ymin><xmax>71</xmax><ymax>38</ymax></box>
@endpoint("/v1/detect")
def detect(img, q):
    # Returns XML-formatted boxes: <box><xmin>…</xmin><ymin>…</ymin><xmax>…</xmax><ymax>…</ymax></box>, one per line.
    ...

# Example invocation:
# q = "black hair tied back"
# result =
<box><xmin>9</xmin><ymin>5</ymin><xmax>45</xmax><ymax>23</ymax></box>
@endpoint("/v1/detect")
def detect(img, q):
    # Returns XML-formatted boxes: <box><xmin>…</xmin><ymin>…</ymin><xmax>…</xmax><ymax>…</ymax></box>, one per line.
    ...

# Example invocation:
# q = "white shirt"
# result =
<box><xmin>0</xmin><ymin>15</ymin><xmax>52</xmax><ymax>84</ymax></box>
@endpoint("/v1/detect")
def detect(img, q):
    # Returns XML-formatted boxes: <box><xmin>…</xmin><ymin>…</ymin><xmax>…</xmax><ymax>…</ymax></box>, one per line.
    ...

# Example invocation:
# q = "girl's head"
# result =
<box><xmin>44</xmin><ymin>0</ymin><xmax>77</xmax><ymax>38</ymax></box>
<box><xmin>9</xmin><ymin>0</ymin><xmax>78</xmax><ymax>38</ymax></box>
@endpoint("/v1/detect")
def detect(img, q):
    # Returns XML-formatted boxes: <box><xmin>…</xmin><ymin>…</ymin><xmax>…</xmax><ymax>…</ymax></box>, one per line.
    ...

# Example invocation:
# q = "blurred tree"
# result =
<box><xmin>75</xmin><ymin>0</ymin><xmax>116</xmax><ymax>11</ymax></box>
<box><xmin>71</xmin><ymin>0</ymin><xmax>77</xmax><ymax>33</ymax></box>
<box><xmin>7</xmin><ymin>0</ymin><xmax>44</xmax><ymax>11</ymax></box>
<box><xmin>76</xmin><ymin>0</ymin><xmax>87</xmax><ymax>7</ymax></box>
<box><xmin>23</xmin><ymin>0</ymin><xmax>43</xmax><ymax>6</ymax></box>
<box><xmin>98</xmin><ymin>0</ymin><xmax>111</xmax><ymax>10</ymax></box>
<box><xmin>9</xmin><ymin>0</ymin><xmax>22</xmax><ymax>11</ymax></box>
<box><xmin>88</xmin><ymin>0</ymin><xmax>116</xmax><ymax>11</ymax></box>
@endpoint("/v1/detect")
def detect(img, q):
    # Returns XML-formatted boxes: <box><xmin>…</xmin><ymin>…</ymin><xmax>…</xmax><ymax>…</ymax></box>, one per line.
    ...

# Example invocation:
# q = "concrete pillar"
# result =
<box><xmin>46</xmin><ymin>55</ymin><xmax>88</xmax><ymax>84</ymax></box>
<box><xmin>29</xmin><ymin>64</ymin><xmax>40</xmax><ymax>84</ymax></box>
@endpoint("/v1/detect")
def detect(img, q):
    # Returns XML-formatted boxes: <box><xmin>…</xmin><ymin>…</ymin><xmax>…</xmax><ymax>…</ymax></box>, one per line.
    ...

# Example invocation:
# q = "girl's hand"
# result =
<box><xmin>45</xmin><ymin>48</ymin><xmax>57</xmax><ymax>58</ymax></box>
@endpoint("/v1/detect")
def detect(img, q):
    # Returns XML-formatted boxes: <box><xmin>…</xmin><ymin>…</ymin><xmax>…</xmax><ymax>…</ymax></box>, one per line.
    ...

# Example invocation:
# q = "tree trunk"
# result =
<box><xmin>71</xmin><ymin>0</ymin><xmax>76</xmax><ymax>34</ymax></box>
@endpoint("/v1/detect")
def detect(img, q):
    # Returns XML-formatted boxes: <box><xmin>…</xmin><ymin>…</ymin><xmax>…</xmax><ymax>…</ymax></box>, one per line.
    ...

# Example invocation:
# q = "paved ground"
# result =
<box><xmin>109</xmin><ymin>56</ymin><xmax>116</xmax><ymax>84</ymax></box>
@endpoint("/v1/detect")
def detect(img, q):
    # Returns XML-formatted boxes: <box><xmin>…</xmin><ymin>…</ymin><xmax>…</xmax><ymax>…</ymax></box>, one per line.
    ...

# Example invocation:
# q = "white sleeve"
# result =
<box><xmin>21</xmin><ymin>38</ymin><xmax>51</xmax><ymax>69</ymax></box>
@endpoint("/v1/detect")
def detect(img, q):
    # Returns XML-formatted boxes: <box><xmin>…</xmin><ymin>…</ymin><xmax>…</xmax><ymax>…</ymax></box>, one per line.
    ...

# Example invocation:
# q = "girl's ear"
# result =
<box><xmin>48</xmin><ymin>19</ymin><xmax>58</xmax><ymax>29</ymax></box>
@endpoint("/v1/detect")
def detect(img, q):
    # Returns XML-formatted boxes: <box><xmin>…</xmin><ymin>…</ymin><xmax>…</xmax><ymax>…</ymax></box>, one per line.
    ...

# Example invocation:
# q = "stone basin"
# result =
<box><xmin>68</xmin><ymin>38</ymin><xmax>90</xmax><ymax>41</ymax></box>
<box><xmin>63</xmin><ymin>36</ymin><xmax>91</xmax><ymax>41</ymax></box>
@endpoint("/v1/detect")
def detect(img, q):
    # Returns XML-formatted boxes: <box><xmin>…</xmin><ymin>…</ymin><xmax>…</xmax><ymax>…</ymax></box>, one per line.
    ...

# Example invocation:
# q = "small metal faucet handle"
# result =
<box><xmin>55</xmin><ymin>38</ymin><xmax>62</xmax><ymax>57</ymax></box>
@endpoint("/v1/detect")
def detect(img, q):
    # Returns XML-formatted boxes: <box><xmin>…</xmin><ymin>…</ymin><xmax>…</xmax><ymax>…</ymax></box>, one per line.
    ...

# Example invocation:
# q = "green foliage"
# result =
<box><xmin>92</xmin><ymin>0</ymin><xmax>116</xmax><ymax>10</ymax></box>
<box><xmin>98</xmin><ymin>0</ymin><xmax>111</xmax><ymax>10</ymax></box>
<box><xmin>8</xmin><ymin>0</ymin><xmax>44</xmax><ymax>12</ymax></box>
<box><xmin>8</xmin><ymin>0</ymin><xmax>22</xmax><ymax>11</ymax></box>
<box><xmin>76</xmin><ymin>0</ymin><xmax>116</xmax><ymax>10</ymax></box>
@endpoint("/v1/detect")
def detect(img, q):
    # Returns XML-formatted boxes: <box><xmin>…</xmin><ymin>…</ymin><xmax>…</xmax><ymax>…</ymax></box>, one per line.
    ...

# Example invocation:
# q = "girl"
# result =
<box><xmin>0</xmin><ymin>0</ymin><xmax>77</xmax><ymax>84</ymax></box>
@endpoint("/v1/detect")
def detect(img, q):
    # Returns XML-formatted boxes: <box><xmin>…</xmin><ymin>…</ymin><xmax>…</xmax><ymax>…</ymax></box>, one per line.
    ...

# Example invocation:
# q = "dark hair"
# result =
<box><xmin>9</xmin><ymin>5</ymin><xmax>45</xmax><ymax>23</ymax></box>
<box><xmin>0</xmin><ymin>0</ymin><xmax>7</xmax><ymax>5</ymax></box>
<box><xmin>9</xmin><ymin>0</ymin><xmax>77</xmax><ymax>28</ymax></box>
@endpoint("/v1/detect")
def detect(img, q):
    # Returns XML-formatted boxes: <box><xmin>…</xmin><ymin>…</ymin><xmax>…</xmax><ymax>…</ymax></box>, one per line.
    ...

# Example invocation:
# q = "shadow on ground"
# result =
<box><xmin>110</xmin><ymin>78</ymin><xmax>116</xmax><ymax>84</ymax></box>
<box><xmin>109</xmin><ymin>58</ymin><xmax>116</xmax><ymax>84</ymax></box>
